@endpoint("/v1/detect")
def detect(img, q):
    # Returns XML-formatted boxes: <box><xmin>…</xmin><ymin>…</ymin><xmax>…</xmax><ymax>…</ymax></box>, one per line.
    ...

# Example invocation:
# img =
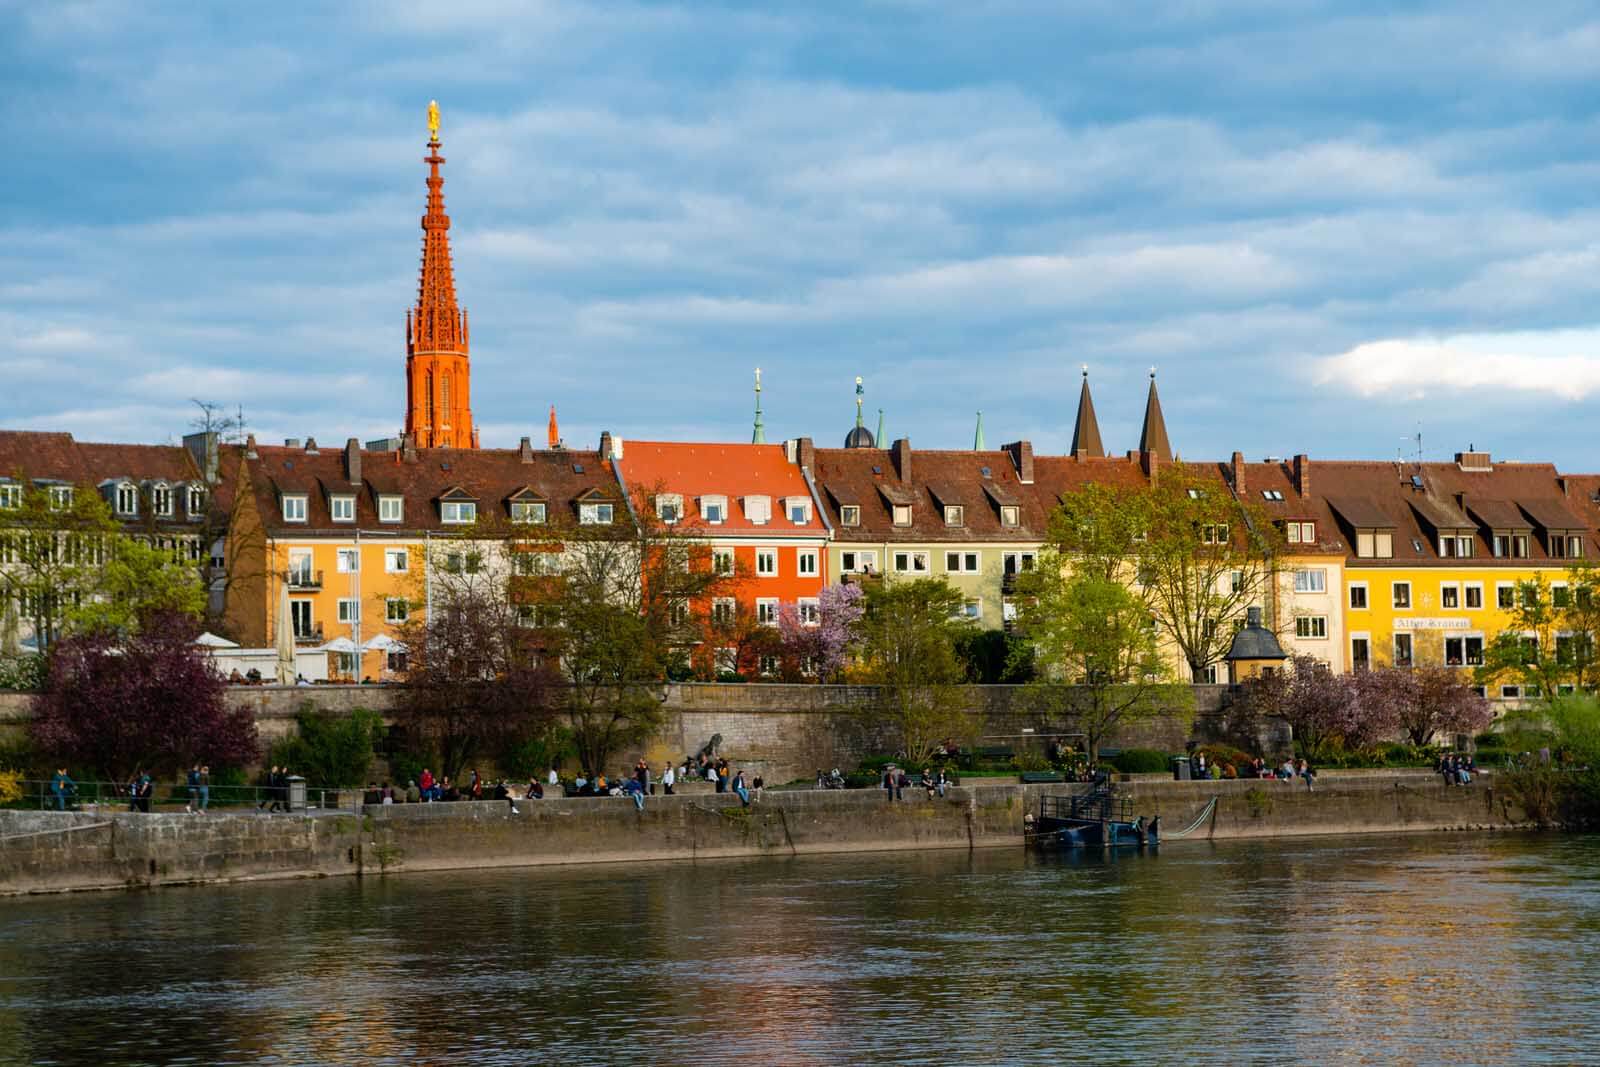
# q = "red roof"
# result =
<box><xmin>619</xmin><ymin>441</ymin><xmax>827</xmax><ymax>537</ymax></box>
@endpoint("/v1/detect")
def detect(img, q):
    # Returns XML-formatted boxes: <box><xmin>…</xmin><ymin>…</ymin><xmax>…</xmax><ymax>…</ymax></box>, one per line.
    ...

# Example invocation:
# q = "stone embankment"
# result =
<box><xmin>0</xmin><ymin>772</ymin><xmax>1530</xmax><ymax>896</ymax></box>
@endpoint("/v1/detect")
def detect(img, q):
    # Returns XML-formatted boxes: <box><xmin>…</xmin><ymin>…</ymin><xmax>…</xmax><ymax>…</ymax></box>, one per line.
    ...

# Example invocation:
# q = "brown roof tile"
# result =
<box><xmin>814</xmin><ymin>446</ymin><xmax>1047</xmax><ymax>542</ymax></box>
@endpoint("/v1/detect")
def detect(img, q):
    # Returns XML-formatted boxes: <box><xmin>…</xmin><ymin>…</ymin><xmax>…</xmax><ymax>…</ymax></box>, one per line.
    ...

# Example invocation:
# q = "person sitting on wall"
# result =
<box><xmin>623</xmin><ymin>775</ymin><xmax>645</xmax><ymax>811</ymax></box>
<box><xmin>228</xmin><ymin>668</ymin><xmax>246</xmax><ymax>684</ymax></box>
<box><xmin>406</xmin><ymin>779</ymin><xmax>420</xmax><ymax>804</ymax></box>
<box><xmin>245</xmin><ymin>668</ymin><xmax>262</xmax><ymax>684</ymax></box>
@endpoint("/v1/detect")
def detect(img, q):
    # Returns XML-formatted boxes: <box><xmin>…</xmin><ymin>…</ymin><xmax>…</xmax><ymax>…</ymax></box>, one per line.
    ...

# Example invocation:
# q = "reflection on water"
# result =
<box><xmin>2</xmin><ymin>834</ymin><xmax>1597</xmax><ymax>1065</ymax></box>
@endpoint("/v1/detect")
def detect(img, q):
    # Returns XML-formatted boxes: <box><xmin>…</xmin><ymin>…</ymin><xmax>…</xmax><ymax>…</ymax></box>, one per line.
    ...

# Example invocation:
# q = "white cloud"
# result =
<box><xmin>1315</xmin><ymin>329</ymin><xmax>1600</xmax><ymax>401</ymax></box>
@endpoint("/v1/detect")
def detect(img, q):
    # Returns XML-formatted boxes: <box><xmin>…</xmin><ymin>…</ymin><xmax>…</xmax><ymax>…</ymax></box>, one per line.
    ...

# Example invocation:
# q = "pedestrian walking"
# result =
<box><xmin>661</xmin><ymin>762</ymin><xmax>676</xmax><ymax>796</ymax></box>
<box><xmin>185</xmin><ymin>765</ymin><xmax>201</xmax><ymax>813</ymax></box>
<box><xmin>883</xmin><ymin>765</ymin><xmax>901</xmax><ymax>802</ymax></box>
<box><xmin>50</xmin><ymin>767</ymin><xmax>75</xmax><ymax>811</ymax></box>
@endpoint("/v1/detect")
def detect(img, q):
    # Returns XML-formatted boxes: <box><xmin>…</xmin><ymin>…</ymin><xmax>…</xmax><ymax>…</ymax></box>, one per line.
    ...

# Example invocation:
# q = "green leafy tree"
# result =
<box><xmin>1012</xmin><ymin>562</ymin><xmax>1192</xmax><ymax>762</ymax></box>
<box><xmin>270</xmin><ymin>704</ymin><xmax>384</xmax><ymax>787</ymax></box>
<box><xmin>857</xmin><ymin>577</ymin><xmax>976</xmax><ymax>765</ymax></box>
<box><xmin>1478</xmin><ymin>575</ymin><xmax>1569</xmax><ymax>700</ymax></box>
<box><xmin>67</xmin><ymin>537</ymin><xmax>207</xmax><ymax>635</ymax></box>
<box><xmin>0</xmin><ymin>478</ymin><xmax>120</xmax><ymax>649</ymax></box>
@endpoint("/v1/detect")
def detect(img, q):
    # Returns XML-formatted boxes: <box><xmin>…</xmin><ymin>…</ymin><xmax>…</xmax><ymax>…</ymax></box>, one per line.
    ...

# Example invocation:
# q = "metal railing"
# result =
<box><xmin>285</xmin><ymin>568</ymin><xmax>324</xmax><ymax>590</ymax></box>
<box><xmin>9</xmin><ymin>779</ymin><xmax>360</xmax><ymax>814</ymax></box>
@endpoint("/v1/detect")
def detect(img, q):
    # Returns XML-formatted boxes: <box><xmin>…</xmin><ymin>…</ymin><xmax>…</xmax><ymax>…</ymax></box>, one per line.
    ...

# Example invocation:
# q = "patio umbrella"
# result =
<box><xmin>312</xmin><ymin>636</ymin><xmax>360</xmax><ymax>654</ymax></box>
<box><xmin>275</xmin><ymin>585</ymin><xmax>296</xmax><ymax>684</ymax></box>
<box><xmin>193</xmin><ymin>631</ymin><xmax>240</xmax><ymax>648</ymax></box>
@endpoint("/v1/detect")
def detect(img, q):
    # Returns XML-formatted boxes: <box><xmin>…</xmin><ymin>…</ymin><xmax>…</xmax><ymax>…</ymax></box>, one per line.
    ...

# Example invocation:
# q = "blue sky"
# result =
<box><xmin>6</xmin><ymin>1</ymin><xmax>1600</xmax><ymax>467</ymax></box>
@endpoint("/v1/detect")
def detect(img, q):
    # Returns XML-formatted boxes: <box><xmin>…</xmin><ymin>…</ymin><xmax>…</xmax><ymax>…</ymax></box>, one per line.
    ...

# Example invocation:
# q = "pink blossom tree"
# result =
<box><xmin>778</xmin><ymin>582</ymin><xmax>865</xmax><ymax>681</ymax></box>
<box><xmin>1362</xmin><ymin>665</ymin><xmax>1492</xmax><ymax>747</ymax></box>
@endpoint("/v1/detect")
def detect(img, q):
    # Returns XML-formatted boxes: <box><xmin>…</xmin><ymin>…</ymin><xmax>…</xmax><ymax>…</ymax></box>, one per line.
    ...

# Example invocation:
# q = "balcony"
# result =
<box><xmin>293</xmin><ymin>623</ymin><xmax>324</xmax><ymax>645</ymax></box>
<box><xmin>285</xmin><ymin>568</ymin><xmax>323</xmax><ymax>590</ymax></box>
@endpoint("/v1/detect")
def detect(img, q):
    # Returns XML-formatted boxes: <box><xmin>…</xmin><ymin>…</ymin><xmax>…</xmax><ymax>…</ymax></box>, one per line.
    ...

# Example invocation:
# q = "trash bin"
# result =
<box><xmin>1171</xmin><ymin>757</ymin><xmax>1192</xmax><ymax>781</ymax></box>
<box><xmin>286</xmin><ymin>775</ymin><xmax>307</xmax><ymax>812</ymax></box>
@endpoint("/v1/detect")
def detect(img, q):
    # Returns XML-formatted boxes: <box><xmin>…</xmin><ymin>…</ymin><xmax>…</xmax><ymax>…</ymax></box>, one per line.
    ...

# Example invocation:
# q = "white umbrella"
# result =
<box><xmin>359</xmin><ymin>633</ymin><xmax>405</xmax><ymax>653</ymax></box>
<box><xmin>312</xmin><ymin>636</ymin><xmax>360</xmax><ymax>654</ymax></box>
<box><xmin>193</xmin><ymin>631</ymin><xmax>240</xmax><ymax>649</ymax></box>
<box><xmin>275</xmin><ymin>585</ymin><xmax>296</xmax><ymax>684</ymax></box>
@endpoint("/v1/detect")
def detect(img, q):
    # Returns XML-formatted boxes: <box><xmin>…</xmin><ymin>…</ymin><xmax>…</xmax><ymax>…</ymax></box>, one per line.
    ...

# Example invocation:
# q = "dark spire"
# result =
<box><xmin>1070</xmin><ymin>366</ymin><xmax>1104</xmax><ymax>458</ymax></box>
<box><xmin>1138</xmin><ymin>368</ymin><xmax>1172</xmax><ymax>463</ymax></box>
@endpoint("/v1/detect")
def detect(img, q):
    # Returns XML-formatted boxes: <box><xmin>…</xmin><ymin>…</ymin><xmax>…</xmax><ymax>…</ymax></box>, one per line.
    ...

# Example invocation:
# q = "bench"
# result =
<box><xmin>1020</xmin><ymin>771</ymin><xmax>1065</xmax><ymax>784</ymax></box>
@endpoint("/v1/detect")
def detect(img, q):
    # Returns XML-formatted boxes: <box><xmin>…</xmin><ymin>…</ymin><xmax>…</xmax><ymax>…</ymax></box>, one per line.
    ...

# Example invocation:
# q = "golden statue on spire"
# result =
<box><xmin>427</xmin><ymin>99</ymin><xmax>440</xmax><ymax>141</ymax></box>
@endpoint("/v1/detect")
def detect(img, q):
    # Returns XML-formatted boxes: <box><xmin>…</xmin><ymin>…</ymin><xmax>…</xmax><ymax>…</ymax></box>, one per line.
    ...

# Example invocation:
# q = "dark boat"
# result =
<box><xmin>1026</xmin><ymin>782</ymin><xmax>1158</xmax><ymax>850</ymax></box>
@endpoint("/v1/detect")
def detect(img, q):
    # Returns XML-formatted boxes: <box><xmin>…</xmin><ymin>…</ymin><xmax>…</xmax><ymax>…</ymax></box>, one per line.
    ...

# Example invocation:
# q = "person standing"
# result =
<box><xmin>185</xmin><ymin>765</ymin><xmax>201</xmax><ymax>814</ymax></box>
<box><xmin>547</xmin><ymin>765</ymin><xmax>560</xmax><ymax>789</ymax></box>
<box><xmin>662</xmin><ymin>762</ymin><xmax>676</xmax><ymax>796</ymax></box>
<box><xmin>258</xmin><ymin>766</ymin><xmax>278</xmax><ymax>812</ymax></box>
<box><xmin>883</xmin><ymin>765</ymin><xmax>899</xmax><ymax>803</ymax></box>
<box><xmin>50</xmin><ymin>768</ymin><xmax>75</xmax><ymax>811</ymax></box>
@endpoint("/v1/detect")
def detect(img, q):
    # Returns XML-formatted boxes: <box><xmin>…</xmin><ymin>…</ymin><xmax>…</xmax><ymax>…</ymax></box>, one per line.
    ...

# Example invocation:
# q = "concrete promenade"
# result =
<box><xmin>0</xmin><ymin>772</ymin><xmax>1531</xmax><ymax>896</ymax></box>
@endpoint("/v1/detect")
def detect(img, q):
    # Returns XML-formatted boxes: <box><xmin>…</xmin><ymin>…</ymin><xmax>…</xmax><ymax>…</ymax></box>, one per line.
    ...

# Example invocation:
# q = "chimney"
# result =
<box><xmin>244</xmin><ymin>433</ymin><xmax>258</xmax><ymax>460</ymax></box>
<box><xmin>795</xmin><ymin>436</ymin><xmax>815</xmax><ymax>472</ymax></box>
<box><xmin>599</xmin><ymin>431</ymin><xmax>625</xmax><ymax>461</ymax></box>
<box><xmin>304</xmin><ymin>437</ymin><xmax>319</xmax><ymax>454</ymax></box>
<box><xmin>284</xmin><ymin>438</ymin><xmax>301</xmax><ymax>449</ymax></box>
<box><xmin>1455</xmin><ymin>449</ymin><xmax>1492</xmax><ymax>471</ymax></box>
<box><xmin>344</xmin><ymin>438</ymin><xmax>361</xmax><ymax>484</ymax></box>
<box><xmin>1003</xmin><ymin>441</ymin><xmax>1034</xmax><ymax>484</ymax></box>
<box><xmin>1246</xmin><ymin>605</ymin><xmax>1263</xmax><ymax>629</ymax></box>
<box><xmin>183</xmin><ymin>431</ymin><xmax>220</xmax><ymax>485</ymax></box>
<box><xmin>1140</xmin><ymin>448</ymin><xmax>1160</xmax><ymax>480</ymax></box>
<box><xmin>891</xmin><ymin>438</ymin><xmax>912</xmax><ymax>484</ymax></box>
<box><xmin>401</xmin><ymin>433</ymin><xmax>418</xmax><ymax>464</ymax></box>
<box><xmin>519</xmin><ymin>436</ymin><xmax>534</xmax><ymax>463</ymax></box>
<box><xmin>1230</xmin><ymin>451</ymin><xmax>1246</xmax><ymax>498</ymax></box>
<box><xmin>1293</xmin><ymin>454</ymin><xmax>1310</xmax><ymax>499</ymax></box>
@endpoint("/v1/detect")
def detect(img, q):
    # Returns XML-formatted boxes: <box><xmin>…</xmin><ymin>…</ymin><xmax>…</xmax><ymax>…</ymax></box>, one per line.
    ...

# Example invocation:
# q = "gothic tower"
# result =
<box><xmin>405</xmin><ymin>101</ymin><xmax>478</xmax><ymax>450</ymax></box>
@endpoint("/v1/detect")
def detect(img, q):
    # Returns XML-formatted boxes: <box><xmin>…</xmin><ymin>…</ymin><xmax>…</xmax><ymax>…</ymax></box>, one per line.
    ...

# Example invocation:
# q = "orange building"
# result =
<box><xmin>404</xmin><ymin>102</ymin><xmax>477</xmax><ymax>450</ymax></box>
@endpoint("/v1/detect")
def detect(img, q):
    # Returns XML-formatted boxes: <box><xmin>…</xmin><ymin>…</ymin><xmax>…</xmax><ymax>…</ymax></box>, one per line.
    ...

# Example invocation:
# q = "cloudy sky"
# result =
<box><xmin>7</xmin><ymin>2</ymin><xmax>1600</xmax><ymax>467</ymax></box>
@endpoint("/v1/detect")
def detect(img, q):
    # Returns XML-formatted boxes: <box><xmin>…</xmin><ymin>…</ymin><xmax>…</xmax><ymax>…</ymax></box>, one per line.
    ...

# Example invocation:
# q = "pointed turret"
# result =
<box><xmin>1070</xmin><ymin>367</ymin><xmax>1105</xmax><ymax>458</ymax></box>
<box><xmin>547</xmin><ymin>405</ymin><xmax>560</xmax><ymax>449</ymax></box>
<box><xmin>973</xmin><ymin>411</ymin><xmax>985</xmax><ymax>451</ymax></box>
<box><xmin>404</xmin><ymin>100</ymin><xmax>477</xmax><ymax>449</ymax></box>
<box><xmin>1138</xmin><ymin>369</ymin><xmax>1172</xmax><ymax>463</ymax></box>
<box><xmin>875</xmin><ymin>409</ymin><xmax>885</xmax><ymax>447</ymax></box>
<box><xmin>751</xmin><ymin>368</ymin><xmax>766</xmax><ymax>444</ymax></box>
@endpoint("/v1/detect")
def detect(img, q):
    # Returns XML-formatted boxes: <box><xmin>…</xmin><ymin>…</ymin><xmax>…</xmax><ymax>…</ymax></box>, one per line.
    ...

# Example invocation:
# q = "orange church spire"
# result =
<box><xmin>547</xmin><ymin>405</ymin><xmax>560</xmax><ymax>448</ymax></box>
<box><xmin>404</xmin><ymin>100</ymin><xmax>477</xmax><ymax>449</ymax></box>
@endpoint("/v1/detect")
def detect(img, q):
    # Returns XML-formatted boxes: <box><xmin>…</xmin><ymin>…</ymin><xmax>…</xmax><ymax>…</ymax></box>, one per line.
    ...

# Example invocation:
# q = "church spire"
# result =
<box><xmin>875</xmin><ymin>408</ymin><xmax>884</xmax><ymax>446</ymax></box>
<box><xmin>548</xmin><ymin>405</ymin><xmax>560</xmax><ymax>449</ymax></box>
<box><xmin>1138</xmin><ymin>368</ymin><xmax>1172</xmax><ymax>463</ymax></box>
<box><xmin>1070</xmin><ymin>366</ymin><xmax>1105</xmax><ymax>458</ymax></box>
<box><xmin>973</xmin><ymin>411</ymin><xmax>985</xmax><ymax>451</ymax></box>
<box><xmin>404</xmin><ymin>100</ymin><xmax>477</xmax><ymax>449</ymax></box>
<box><xmin>751</xmin><ymin>368</ymin><xmax>766</xmax><ymax>444</ymax></box>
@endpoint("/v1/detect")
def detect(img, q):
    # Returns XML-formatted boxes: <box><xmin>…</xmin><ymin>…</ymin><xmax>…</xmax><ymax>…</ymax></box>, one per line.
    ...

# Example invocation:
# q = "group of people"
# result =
<box><xmin>1437</xmin><ymin>753</ymin><xmax>1477</xmax><ymax>785</ymax></box>
<box><xmin>184</xmin><ymin>765</ymin><xmax>212</xmax><ymax>813</ymax></box>
<box><xmin>257</xmin><ymin>765</ymin><xmax>294</xmax><ymax>812</ymax></box>
<box><xmin>880</xmin><ymin>765</ymin><xmax>950</xmax><ymax>801</ymax></box>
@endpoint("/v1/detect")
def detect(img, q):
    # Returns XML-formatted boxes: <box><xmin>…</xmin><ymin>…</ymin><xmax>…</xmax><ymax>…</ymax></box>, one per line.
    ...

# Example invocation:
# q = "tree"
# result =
<box><xmin>0</xmin><ymin>477</ymin><xmax>121</xmax><ymax>649</ymax></box>
<box><xmin>1239</xmin><ymin>655</ymin><xmax>1377</xmax><ymax>760</ymax></box>
<box><xmin>1012</xmin><ymin>563</ymin><xmax>1193</xmax><ymax>762</ymax></box>
<box><xmin>270</xmin><ymin>704</ymin><xmax>385</xmax><ymax>787</ymax></box>
<box><xmin>67</xmin><ymin>537</ymin><xmax>207</xmax><ymax>636</ymax></box>
<box><xmin>1478</xmin><ymin>574</ymin><xmax>1568</xmax><ymax>700</ymax></box>
<box><xmin>857</xmin><ymin>577</ymin><xmax>976</xmax><ymax>765</ymax></box>
<box><xmin>1380</xmin><ymin>666</ymin><xmax>1493</xmax><ymax>747</ymax></box>
<box><xmin>1047</xmin><ymin>463</ymin><xmax>1283</xmax><ymax>683</ymax></box>
<box><xmin>31</xmin><ymin>613</ymin><xmax>258</xmax><ymax>780</ymax></box>
<box><xmin>777</xmin><ymin>581</ymin><xmax>865</xmax><ymax>682</ymax></box>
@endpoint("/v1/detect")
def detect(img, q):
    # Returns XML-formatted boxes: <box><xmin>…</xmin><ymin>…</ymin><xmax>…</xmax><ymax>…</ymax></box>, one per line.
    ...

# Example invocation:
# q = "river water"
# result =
<box><xmin>1</xmin><ymin>833</ymin><xmax>1596</xmax><ymax>1066</ymax></box>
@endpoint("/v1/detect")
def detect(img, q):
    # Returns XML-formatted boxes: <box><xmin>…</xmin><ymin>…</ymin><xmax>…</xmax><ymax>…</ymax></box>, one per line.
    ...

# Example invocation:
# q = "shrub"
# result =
<box><xmin>0</xmin><ymin>654</ymin><xmax>46</xmax><ymax>692</ymax></box>
<box><xmin>269</xmin><ymin>704</ymin><xmax>384</xmax><ymax>787</ymax></box>
<box><xmin>1195</xmin><ymin>743</ymin><xmax>1254</xmax><ymax>770</ymax></box>
<box><xmin>497</xmin><ymin>725</ymin><xmax>575</xmax><ymax>781</ymax></box>
<box><xmin>1111</xmin><ymin>748</ymin><xmax>1172</xmax><ymax>774</ymax></box>
<box><xmin>1011</xmin><ymin>748</ymin><xmax>1053</xmax><ymax>773</ymax></box>
<box><xmin>0</xmin><ymin>769</ymin><xmax>21</xmax><ymax>805</ymax></box>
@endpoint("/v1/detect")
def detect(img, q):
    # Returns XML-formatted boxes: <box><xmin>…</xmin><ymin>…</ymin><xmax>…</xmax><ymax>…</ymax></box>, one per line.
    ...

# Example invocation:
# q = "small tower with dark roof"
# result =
<box><xmin>1071</xmin><ymin>366</ymin><xmax>1104</xmax><ymax>459</ymax></box>
<box><xmin>844</xmin><ymin>376</ymin><xmax>876</xmax><ymax>448</ymax></box>
<box><xmin>1138</xmin><ymin>368</ymin><xmax>1172</xmax><ymax>464</ymax></box>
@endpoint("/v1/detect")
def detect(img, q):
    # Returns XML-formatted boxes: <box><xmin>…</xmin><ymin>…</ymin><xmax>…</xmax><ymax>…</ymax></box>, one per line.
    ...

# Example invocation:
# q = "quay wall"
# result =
<box><xmin>0</xmin><ymin>773</ymin><xmax>1531</xmax><ymax>896</ymax></box>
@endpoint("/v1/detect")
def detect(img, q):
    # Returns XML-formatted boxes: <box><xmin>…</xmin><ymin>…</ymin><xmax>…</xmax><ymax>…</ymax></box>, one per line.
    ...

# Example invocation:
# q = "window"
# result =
<box><xmin>713</xmin><ymin>548</ymin><xmax>735</xmax><ymax>576</ymax></box>
<box><xmin>337</xmin><ymin>599</ymin><xmax>360</xmax><ymax>623</ymax></box>
<box><xmin>511</xmin><ymin>500</ymin><xmax>546</xmax><ymax>524</ymax></box>
<box><xmin>797</xmin><ymin>550</ymin><xmax>818</xmax><ymax>576</ymax></box>
<box><xmin>712</xmin><ymin>598</ymin><xmax>735</xmax><ymax>625</ymax></box>
<box><xmin>1440</xmin><ymin>583</ymin><xmax>1459</xmax><ymax>609</ymax></box>
<box><xmin>0</xmin><ymin>484</ymin><xmax>19</xmax><ymax>509</ymax></box>
<box><xmin>1521</xmin><ymin>584</ymin><xmax>1540</xmax><ymax>608</ymax></box>
<box><xmin>654</xmin><ymin>495</ymin><xmax>682</xmax><ymax>523</ymax></box>
<box><xmin>1285</xmin><ymin>521</ymin><xmax>1315</xmax><ymax>544</ymax></box>
<box><xmin>281</xmin><ymin>494</ymin><xmax>306</xmax><ymax>523</ymax></box>
<box><xmin>1500</xmin><ymin>684</ymin><xmax>1521</xmax><ymax>700</ymax></box>
<box><xmin>1349</xmin><ymin>583</ymin><xmax>1368</xmax><ymax>610</ymax></box>
<box><xmin>1393</xmin><ymin>633</ymin><xmax>1413</xmax><ymax>667</ymax></box>
<box><xmin>756</xmin><ymin>598</ymin><xmax>779</xmax><ymax>625</ymax></box>
<box><xmin>1392</xmin><ymin>582</ymin><xmax>1411</xmax><ymax>609</ymax></box>
<box><xmin>701</xmin><ymin>496</ymin><xmax>727</xmax><ymax>524</ymax></box>
<box><xmin>1440</xmin><ymin>535</ymin><xmax>1473</xmax><ymax>558</ymax></box>
<box><xmin>287</xmin><ymin>551</ymin><xmax>315</xmax><ymax>587</ymax></box>
<box><xmin>744</xmin><ymin>496</ymin><xmax>772</xmax><ymax>524</ymax></box>
<box><xmin>1497</xmin><ymin>583</ymin><xmax>1515</xmax><ymax>609</ymax></box>
<box><xmin>756</xmin><ymin>549</ymin><xmax>777</xmax><ymax>576</ymax></box>
<box><xmin>1201</xmin><ymin>524</ymin><xmax>1228</xmax><ymax>545</ymax></box>
<box><xmin>1465</xmin><ymin>583</ymin><xmax>1483</xmax><ymax>609</ymax></box>
<box><xmin>1295</xmin><ymin>615</ymin><xmax>1328</xmax><ymax>639</ymax></box>
<box><xmin>1000</xmin><ymin>505</ymin><xmax>1020</xmax><ymax>527</ymax></box>
<box><xmin>1351</xmin><ymin>636</ymin><xmax>1370</xmax><ymax>670</ymax></box>
<box><xmin>667</xmin><ymin>599</ymin><xmax>689</xmax><ymax>627</ymax></box>
<box><xmin>185</xmin><ymin>485</ymin><xmax>202</xmax><ymax>517</ymax></box>
<box><xmin>1510</xmin><ymin>534</ymin><xmax>1530</xmax><ymax>559</ymax></box>
<box><xmin>290</xmin><ymin>600</ymin><xmax>313</xmax><ymax>639</ymax></box>
<box><xmin>1187</xmin><ymin>489</ymin><xmax>1204</xmax><ymax>500</ymax></box>
<box><xmin>798</xmin><ymin>598</ymin><xmax>820</xmax><ymax>625</ymax></box>
<box><xmin>579</xmin><ymin>502</ymin><xmax>614</xmax><ymax>525</ymax></box>
<box><xmin>1003</xmin><ymin>552</ymin><xmax>1036</xmax><ymax>575</ymax></box>
<box><xmin>945</xmin><ymin>551</ymin><xmax>980</xmax><ymax>573</ymax></box>
<box><xmin>379</xmin><ymin>496</ymin><xmax>403</xmax><ymax>523</ymax></box>
<box><xmin>441</xmin><ymin>500</ymin><xmax>476</xmax><ymax>524</ymax></box>
<box><xmin>758</xmin><ymin>654</ymin><xmax>779</xmax><ymax>677</ymax></box>
<box><xmin>893</xmin><ymin>551</ymin><xmax>930</xmax><ymax>574</ymax></box>
<box><xmin>1444</xmin><ymin>635</ymin><xmax>1484</xmax><ymax>667</ymax></box>
<box><xmin>386</xmin><ymin>598</ymin><xmax>409</xmax><ymax>623</ymax></box>
<box><xmin>786</xmin><ymin>498</ymin><xmax>811</xmax><ymax>524</ymax></box>
<box><xmin>1292</xmin><ymin>569</ymin><xmax>1326</xmax><ymax>594</ymax></box>
<box><xmin>892</xmin><ymin>504</ymin><xmax>912</xmax><ymax>527</ymax></box>
<box><xmin>330</xmin><ymin>495</ymin><xmax>355</xmax><ymax>522</ymax></box>
<box><xmin>1262</xmin><ymin>489</ymin><xmax>1284</xmax><ymax>501</ymax></box>
<box><xmin>385</xmin><ymin>549</ymin><xmax>408</xmax><ymax>573</ymax></box>
<box><xmin>336</xmin><ymin>548</ymin><xmax>359</xmax><ymax>573</ymax></box>
<box><xmin>840</xmin><ymin>505</ymin><xmax>861</xmax><ymax>527</ymax></box>
<box><xmin>149</xmin><ymin>485</ymin><xmax>172</xmax><ymax>517</ymax></box>
<box><xmin>1553</xmin><ymin>584</ymin><xmax>1571</xmax><ymax>609</ymax></box>
<box><xmin>1355</xmin><ymin>531</ymin><xmax>1394</xmax><ymax>559</ymax></box>
<box><xmin>958</xmin><ymin>600</ymin><xmax>982</xmax><ymax>621</ymax></box>
<box><xmin>944</xmin><ymin>505</ymin><xmax>964</xmax><ymax>526</ymax></box>
<box><xmin>840</xmin><ymin>550</ymin><xmax>877</xmax><ymax>574</ymax></box>
<box><xmin>386</xmin><ymin>650</ymin><xmax>408</xmax><ymax>673</ymax></box>
<box><xmin>336</xmin><ymin>652</ymin><xmax>357</xmax><ymax>675</ymax></box>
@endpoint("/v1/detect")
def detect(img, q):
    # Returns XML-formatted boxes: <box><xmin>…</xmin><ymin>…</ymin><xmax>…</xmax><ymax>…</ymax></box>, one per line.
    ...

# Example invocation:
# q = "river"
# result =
<box><xmin>1</xmin><ymin>832</ymin><xmax>1596</xmax><ymax>1065</ymax></box>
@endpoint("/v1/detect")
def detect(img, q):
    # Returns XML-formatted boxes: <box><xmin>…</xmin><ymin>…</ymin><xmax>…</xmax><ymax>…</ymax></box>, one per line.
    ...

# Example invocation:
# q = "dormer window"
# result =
<box><xmin>330</xmin><ymin>495</ymin><xmax>356</xmax><ymax>523</ymax></box>
<box><xmin>281</xmin><ymin>494</ymin><xmax>307</xmax><ymax>523</ymax></box>
<box><xmin>378</xmin><ymin>495</ymin><xmax>403</xmax><ymax>523</ymax></box>
<box><xmin>1550</xmin><ymin>534</ymin><xmax>1584</xmax><ymax>559</ymax></box>
<box><xmin>744</xmin><ymin>495</ymin><xmax>771</xmax><ymax>524</ymax></box>
<box><xmin>785</xmin><ymin>497</ymin><xmax>811</xmax><ymax>524</ymax></box>
<box><xmin>511</xmin><ymin>500</ymin><xmax>547</xmax><ymax>524</ymax></box>
<box><xmin>1285</xmin><ymin>521</ymin><xmax>1315</xmax><ymax>544</ymax></box>
<box><xmin>944</xmin><ymin>505</ymin><xmax>964</xmax><ymax>527</ymax></box>
<box><xmin>0</xmin><ymin>484</ymin><xmax>20</xmax><ymax>510</ymax></box>
<box><xmin>700</xmin><ymin>495</ymin><xmax>727</xmax><ymax>524</ymax></box>
<box><xmin>579</xmin><ymin>502</ymin><xmax>614</xmax><ymax>525</ymax></box>
<box><xmin>116</xmin><ymin>483</ymin><xmax>139</xmax><ymax>516</ymax></box>
<box><xmin>185</xmin><ymin>485</ymin><xmax>203</xmax><ymax>518</ymax></box>
<box><xmin>441</xmin><ymin>500</ymin><xmax>477</xmax><ymax>524</ymax></box>
<box><xmin>150</xmin><ymin>485</ymin><xmax>173</xmax><ymax>518</ymax></box>
<box><xmin>840</xmin><ymin>505</ymin><xmax>861</xmax><ymax>527</ymax></box>
<box><xmin>1438</xmin><ymin>534</ymin><xmax>1473</xmax><ymax>558</ymax></box>
<box><xmin>657</xmin><ymin>494</ymin><xmax>683</xmax><ymax>523</ymax></box>
<box><xmin>893</xmin><ymin>504</ymin><xmax>912</xmax><ymax>527</ymax></box>
<box><xmin>1000</xmin><ymin>505</ymin><xmax>1020</xmax><ymax>527</ymax></box>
